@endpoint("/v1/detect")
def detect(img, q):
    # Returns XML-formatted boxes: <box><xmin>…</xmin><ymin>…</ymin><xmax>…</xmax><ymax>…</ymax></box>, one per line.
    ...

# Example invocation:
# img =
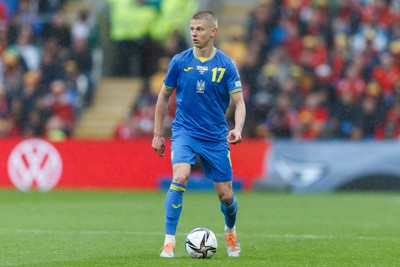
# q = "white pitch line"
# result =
<box><xmin>259</xmin><ymin>233</ymin><xmax>336</xmax><ymax>239</ymax></box>
<box><xmin>257</xmin><ymin>233</ymin><xmax>400</xmax><ymax>242</ymax></box>
<box><xmin>0</xmin><ymin>229</ymin><xmax>399</xmax><ymax>242</ymax></box>
<box><xmin>0</xmin><ymin>228</ymin><xmax>164</xmax><ymax>236</ymax></box>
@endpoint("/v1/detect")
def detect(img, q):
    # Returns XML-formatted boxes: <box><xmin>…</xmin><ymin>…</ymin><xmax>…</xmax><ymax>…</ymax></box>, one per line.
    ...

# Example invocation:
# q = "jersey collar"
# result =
<box><xmin>193</xmin><ymin>47</ymin><xmax>217</xmax><ymax>63</ymax></box>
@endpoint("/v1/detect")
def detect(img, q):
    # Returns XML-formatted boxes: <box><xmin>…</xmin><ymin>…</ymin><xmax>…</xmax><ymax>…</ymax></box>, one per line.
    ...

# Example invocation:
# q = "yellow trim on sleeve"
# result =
<box><xmin>164</xmin><ymin>84</ymin><xmax>175</xmax><ymax>91</ymax></box>
<box><xmin>229</xmin><ymin>88</ymin><xmax>242</xmax><ymax>95</ymax></box>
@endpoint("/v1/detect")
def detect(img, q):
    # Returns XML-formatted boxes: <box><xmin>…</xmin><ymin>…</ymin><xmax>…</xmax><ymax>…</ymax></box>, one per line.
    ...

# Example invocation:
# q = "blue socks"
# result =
<box><xmin>165</xmin><ymin>182</ymin><xmax>186</xmax><ymax>235</ymax></box>
<box><xmin>220</xmin><ymin>196</ymin><xmax>238</xmax><ymax>228</ymax></box>
<box><xmin>165</xmin><ymin>183</ymin><xmax>238</xmax><ymax>235</ymax></box>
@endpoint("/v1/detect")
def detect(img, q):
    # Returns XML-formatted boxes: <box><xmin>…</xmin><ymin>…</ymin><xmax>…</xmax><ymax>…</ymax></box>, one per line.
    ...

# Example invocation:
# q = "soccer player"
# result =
<box><xmin>152</xmin><ymin>10</ymin><xmax>246</xmax><ymax>258</ymax></box>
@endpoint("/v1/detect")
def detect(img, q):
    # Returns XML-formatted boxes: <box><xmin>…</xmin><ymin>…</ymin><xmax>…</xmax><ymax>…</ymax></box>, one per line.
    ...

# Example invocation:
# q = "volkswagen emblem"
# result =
<box><xmin>7</xmin><ymin>138</ymin><xmax>63</xmax><ymax>192</ymax></box>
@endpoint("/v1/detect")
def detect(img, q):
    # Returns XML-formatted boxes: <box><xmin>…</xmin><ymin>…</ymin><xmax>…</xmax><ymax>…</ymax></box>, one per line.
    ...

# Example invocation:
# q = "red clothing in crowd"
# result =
<box><xmin>336</xmin><ymin>76</ymin><xmax>366</xmax><ymax>101</ymax></box>
<box><xmin>372</xmin><ymin>66</ymin><xmax>400</xmax><ymax>97</ymax></box>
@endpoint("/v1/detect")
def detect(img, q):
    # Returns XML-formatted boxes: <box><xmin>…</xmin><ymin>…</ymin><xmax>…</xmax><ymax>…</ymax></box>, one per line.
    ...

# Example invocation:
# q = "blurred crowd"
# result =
<box><xmin>0</xmin><ymin>0</ymin><xmax>95</xmax><ymax>140</ymax></box>
<box><xmin>2</xmin><ymin>0</ymin><xmax>399</xmax><ymax>141</ymax></box>
<box><xmin>115</xmin><ymin>0</ymin><xmax>400</xmax><ymax>141</ymax></box>
<box><xmin>238</xmin><ymin>0</ymin><xmax>400</xmax><ymax>140</ymax></box>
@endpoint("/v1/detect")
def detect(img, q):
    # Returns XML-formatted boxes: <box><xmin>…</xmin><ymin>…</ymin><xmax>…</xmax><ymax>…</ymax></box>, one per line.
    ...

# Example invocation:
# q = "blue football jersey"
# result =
<box><xmin>164</xmin><ymin>47</ymin><xmax>242</xmax><ymax>141</ymax></box>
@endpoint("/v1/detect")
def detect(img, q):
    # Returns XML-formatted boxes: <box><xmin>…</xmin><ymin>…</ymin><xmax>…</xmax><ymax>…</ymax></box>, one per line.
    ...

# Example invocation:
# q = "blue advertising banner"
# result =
<box><xmin>261</xmin><ymin>140</ymin><xmax>400</xmax><ymax>193</ymax></box>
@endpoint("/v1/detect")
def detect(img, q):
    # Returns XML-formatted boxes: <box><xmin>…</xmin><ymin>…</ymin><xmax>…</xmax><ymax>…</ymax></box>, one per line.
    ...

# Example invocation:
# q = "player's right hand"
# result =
<box><xmin>228</xmin><ymin>129</ymin><xmax>242</xmax><ymax>145</ymax></box>
<box><xmin>152</xmin><ymin>135</ymin><xmax>166</xmax><ymax>156</ymax></box>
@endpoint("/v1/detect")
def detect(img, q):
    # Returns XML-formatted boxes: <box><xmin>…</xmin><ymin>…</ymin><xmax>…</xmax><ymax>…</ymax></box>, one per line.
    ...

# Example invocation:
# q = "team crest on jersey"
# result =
<box><xmin>196</xmin><ymin>80</ymin><xmax>205</xmax><ymax>93</ymax></box>
<box><xmin>197</xmin><ymin>66</ymin><xmax>208</xmax><ymax>75</ymax></box>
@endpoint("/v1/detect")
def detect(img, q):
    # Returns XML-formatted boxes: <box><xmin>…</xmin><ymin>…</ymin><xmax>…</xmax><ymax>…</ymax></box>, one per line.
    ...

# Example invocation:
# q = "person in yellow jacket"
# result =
<box><xmin>150</xmin><ymin>0</ymin><xmax>197</xmax><ymax>46</ymax></box>
<box><xmin>108</xmin><ymin>0</ymin><xmax>159</xmax><ymax>77</ymax></box>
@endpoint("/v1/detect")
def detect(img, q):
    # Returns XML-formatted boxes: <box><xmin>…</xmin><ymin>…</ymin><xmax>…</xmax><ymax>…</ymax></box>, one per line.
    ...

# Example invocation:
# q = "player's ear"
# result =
<box><xmin>211</xmin><ymin>27</ymin><xmax>218</xmax><ymax>38</ymax></box>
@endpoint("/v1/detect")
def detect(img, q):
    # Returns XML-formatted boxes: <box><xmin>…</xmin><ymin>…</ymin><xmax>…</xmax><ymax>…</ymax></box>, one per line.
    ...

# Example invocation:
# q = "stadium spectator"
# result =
<box><xmin>335</xmin><ymin>63</ymin><xmax>366</xmax><ymax>101</ymax></box>
<box><xmin>43</xmin><ymin>80</ymin><xmax>75</xmax><ymax>136</ymax></box>
<box><xmin>7</xmin><ymin>97</ymin><xmax>25</xmax><ymax>136</ymax></box>
<box><xmin>150</xmin><ymin>0</ymin><xmax>197</xmax><ymax>47</ymax></box>
<box><xmin>372</xmin><ymin>52</ymin><xmax>400</xmax><ymax>103</ymax></box>
<box><xmin>375</xmin><ymin>97</ymin><xmax>400</xmax><ymax>139</ymax></box>
<box><xmin>0</xmin><ymin>117</ymin><xmax>9</xmax><ymax>136</ymax></box>
<box><xmin>259</xmin><ymin>93</ymin><xmax>298</xmax><ymax>138</ymax></box>
<box><xmin>62</xmin><ymin>59</ymin><xmax>84</xmax><ymax>114</ymax></box>
<box><xmin>246</xmin><ymin>0</ymin><xmax>278</xmax><ymax>45</ymax></box>
<box><xmin>67</xmin><ymin>37</ymin><xmax>94</xmax><ymax>107</ymax></box>
<box><xmin>31</xmin><ymin>96</ymin><xmax>52</xmax><ymax>136</ymax></box>
<box><xmin>43</xmin><ymin>11</ymin><xmax>71</xmax><ymax>50</ymax></box>
<box><xmin>113</xmin><ymin>113</ymin><xmax>137</xmax><ymax>140</ymax></box>
<box><xmin>24</xmin><ymin>107</ymin><xmax>43</xmax><ymax>136</ymax></box>
<box><xmin>2</xmin><ymin>49</ymin><xmax>26</xmax><ymax>105</ymax></box>
<box><xmin>352</xmin><ymin>95</ymin><xmax>384</xmax><ymax>140</ymax></box>
<box><xmin>15</xmin><ymin>0</ymin><xmax>40</xmax><ymax>31</ymax></box>
<box><xmin>294</xmin><ymin>91</ymin><xmax>329</xmax><ymax>139</ymax></box>
<box><xmin>298</xmin><ymin>35</ymin><xmax>329</xmax><ymax>71</ymax></box>
<box><xmin>107</xmin><ymin>0</ymin><xmax>158</xmax><ymax>77</ymax></box>
<box><xmin>45</xmin><ymin>114</ymin><xmax>68</xmax><ymax>140</ymax></box>
<box><xmin>71</xmin><ymin>10</ymin><xmax>90</xmax><ymax>42</ymax></box>
<box><xmin>219</xmin><ymin>34</ymin><xmax>248</xmax><ymax>70</ymax></box>
<box><xmin>36</xmin><ymin>47</ymin><xmax>63</xmax><ymax>96</ymax></box>
<box><xmin>0</xmin><ymin>0</ymin><xmax>9</xmax><ymax>21</ymax></box>
<box><xmin>14</xmin><ymin>25</ymin><xmax>41</xmax><ymax>71</ymax></box>
<box><xmin>163</xmin><ymin>30</ymin><xmax>189</xmax><ymax>59</ymax></box>
<box><xmin>20</xmin><ymin>70</ymin><xmax>40</xmax><ymax>117</ymax></box>
<box><xmin>328</xmin><ymin>89</ymin><xmax>359</xmax><ymax>139</ymax></box>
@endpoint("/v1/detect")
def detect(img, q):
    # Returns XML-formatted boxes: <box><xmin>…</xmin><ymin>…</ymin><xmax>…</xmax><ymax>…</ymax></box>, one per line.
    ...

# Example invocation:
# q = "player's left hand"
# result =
<box><xmin>227</xmin><ymin>129</ymin><xmax>242</xmax><ymax>145</ymax></box>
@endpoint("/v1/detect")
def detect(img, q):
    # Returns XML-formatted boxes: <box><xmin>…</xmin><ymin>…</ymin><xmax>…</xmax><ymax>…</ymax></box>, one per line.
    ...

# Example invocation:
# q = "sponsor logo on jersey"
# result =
<box><xmin>197</xmin><ymin>66</ymin><xmax>208</xmax><ymax>75</ymax></box>
<box><xmin>196</xmin><ymin>80</ymin><xmax>205</xmax><ymax>93</ymax></box>
<box><xmin>184</xmin><ymin>67</ymin><xmax>193</xmax><ymax>72</ymax></box>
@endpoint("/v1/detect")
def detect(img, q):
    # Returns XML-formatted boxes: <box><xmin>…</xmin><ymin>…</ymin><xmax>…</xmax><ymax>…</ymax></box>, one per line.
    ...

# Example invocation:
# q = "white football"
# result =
<box><xmin>185</xmin><ymin>227</ymin><xmax>218</xmax><ymax>259</ymax></box>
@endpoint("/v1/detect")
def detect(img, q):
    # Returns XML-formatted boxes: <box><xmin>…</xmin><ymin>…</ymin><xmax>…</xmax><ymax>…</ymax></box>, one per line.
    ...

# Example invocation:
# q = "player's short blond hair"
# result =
<box><xmin>192</xmin><ymin>10</ymin><xmax>218</xmax><ymax>28</ymax></box>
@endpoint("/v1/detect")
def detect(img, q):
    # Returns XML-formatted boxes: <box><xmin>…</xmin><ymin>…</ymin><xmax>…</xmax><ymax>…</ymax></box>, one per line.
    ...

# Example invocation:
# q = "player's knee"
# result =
<box><xmin>172</xmin><ymin>164</ymin><xmax>190</xmax><ymax>186</ymax></box>
<box><xmin>218</xmin><ymin>190</ymin><xmax>233</xmax><ymax>204</ymax></box>
<box><xmin>172</xmin><ymin>173</ymin><xmax>189</xmax><ymax>185</ymax></box>
<box><xmin>172</xmin><ymin>163</ymin><xmax>190</xmax><ymax>185</ymax></box>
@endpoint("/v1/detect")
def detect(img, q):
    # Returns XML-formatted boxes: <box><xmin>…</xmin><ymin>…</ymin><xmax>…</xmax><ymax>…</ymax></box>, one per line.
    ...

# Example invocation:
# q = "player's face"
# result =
<box><xmin>190</xmin><ymin>19</ymin><xmax>217</xmax><ymax>49</ymax></box>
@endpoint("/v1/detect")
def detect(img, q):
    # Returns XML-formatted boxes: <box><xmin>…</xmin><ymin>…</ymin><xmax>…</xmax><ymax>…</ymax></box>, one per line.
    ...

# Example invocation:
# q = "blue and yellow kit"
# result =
<box><xmin>164</xmin><ymin>47</ymin><xmax>242</xmax><ymax>142</ymax></box>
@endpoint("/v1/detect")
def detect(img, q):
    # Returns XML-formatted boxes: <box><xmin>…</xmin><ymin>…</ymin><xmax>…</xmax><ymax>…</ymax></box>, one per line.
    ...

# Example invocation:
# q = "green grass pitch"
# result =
<box><xmin>0</xmin><ymin>189</ymin><xmax>399</xmax><ymax>266</ymax></box>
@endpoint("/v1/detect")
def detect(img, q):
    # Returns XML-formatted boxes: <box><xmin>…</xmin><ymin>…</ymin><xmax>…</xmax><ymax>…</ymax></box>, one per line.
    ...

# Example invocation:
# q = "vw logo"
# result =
<box><xmin>7</xmin><ymin>139</ymin><xmax>63</xmax><ymax>192</ymax></box>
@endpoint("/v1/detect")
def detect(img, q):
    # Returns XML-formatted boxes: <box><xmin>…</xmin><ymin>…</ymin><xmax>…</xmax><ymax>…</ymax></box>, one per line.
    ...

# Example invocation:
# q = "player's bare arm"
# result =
<box><xmin>228</xmin><ymin>92</ymin><xmax>246</xmax><ymax>144</ymax></box>
<box><xmin>152</xmin><ymin>85</ymin><xmax>173</xmax><ymax>156</ymax></box>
